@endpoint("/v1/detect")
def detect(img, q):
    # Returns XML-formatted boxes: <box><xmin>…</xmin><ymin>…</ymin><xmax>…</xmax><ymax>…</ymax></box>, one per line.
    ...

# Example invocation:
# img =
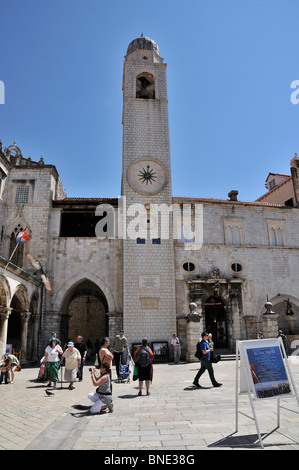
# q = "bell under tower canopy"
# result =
<box><xmin>126</xmin><ymin>35</ymin><xmax>160</xmax><ymax>56</ymax></box>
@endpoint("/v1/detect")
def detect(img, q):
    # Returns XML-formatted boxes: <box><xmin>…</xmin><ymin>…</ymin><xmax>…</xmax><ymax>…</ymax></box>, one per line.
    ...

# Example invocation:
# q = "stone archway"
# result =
<box><xmin>60</xmin><ymin>279</ymin><xmax>109</xmax><ymax>356</ymax></box>
<box><xmin>7</xmin><ymin>290</ymin><xmax>26</xmax><ymax>351</ymax></box>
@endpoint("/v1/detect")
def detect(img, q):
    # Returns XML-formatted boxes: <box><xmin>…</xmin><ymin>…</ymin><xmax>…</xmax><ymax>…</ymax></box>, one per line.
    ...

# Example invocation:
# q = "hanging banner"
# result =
<box><xmin>240</xmin><ymin>338</ymin><xmax>294</xmax><ymax>400</ymax></box>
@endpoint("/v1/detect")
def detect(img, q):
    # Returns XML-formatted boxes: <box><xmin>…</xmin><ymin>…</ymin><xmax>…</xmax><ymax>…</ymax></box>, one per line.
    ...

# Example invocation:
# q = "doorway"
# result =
<box><xmin>7</xmin><ymin>296</ymin><xmax>22</xmax><ymax>351</ymax></box>
<box><xmin>204</xmin><ymin>296</ymin><xmax>228</xmax><ymax>348</ymax></box>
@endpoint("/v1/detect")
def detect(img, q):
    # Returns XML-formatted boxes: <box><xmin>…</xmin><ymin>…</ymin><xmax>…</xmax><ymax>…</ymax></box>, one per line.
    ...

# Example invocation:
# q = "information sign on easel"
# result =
<box><xmin>236</xmin><ymin>338</ymin><xmax>299</xmax><ymax>449</ymax></box>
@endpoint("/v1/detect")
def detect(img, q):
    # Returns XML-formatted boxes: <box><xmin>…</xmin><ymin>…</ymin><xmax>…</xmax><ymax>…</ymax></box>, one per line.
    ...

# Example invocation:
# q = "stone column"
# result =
<box><xmin>262</xmin><ymin>314</ymin><xmax>279</xmax><ymax>338</ymax></box>
<box><xmin>262</xmin><ymin>302</ymin><xmax>279</xmax><ymax>338</ymax></box>
<box><xmin>0</xmin><ymin>307</ymin><xmax>12</xmax><ymax>358</ymax></box>
<box><xmin>107</xmin><ymin>311</ymin><xmax>123</xmax><ymax>346</ymax></box>
<box><xmin>177</xmin><ymin>316</ymin><xmax>187</xmax><ymax>360</ymax></box>
<box><xmin>186</xmin><ymin>303</ymin><xmax>202</xmax><ymax>363</ymax></box>
<box><xmin>242</xmin><ymin>315</ymin><xmax>258</xmax><ymax>340</ymax></box>
<box><xmin>284</xmin><ymin>315</ymin><xmax>297</xmax><ymax>335</ymax></box>
<box><xmin>31</xmin><ymin>313</ymin><xmax>40</xmax><ymax>362</ymax></box>
<box><xmin>229</xmin><ymin>297</ymin><xmax>241</xmax><ymax>351</ymax></box>
<box><xmin>20</xmin><ymin>311</ymin><xmax>32</xmax><ymax>363</ymax></box>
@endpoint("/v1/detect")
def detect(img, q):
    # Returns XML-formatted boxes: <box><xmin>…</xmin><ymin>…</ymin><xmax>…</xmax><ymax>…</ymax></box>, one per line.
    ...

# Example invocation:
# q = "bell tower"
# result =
<box><xmin>121</xmin><ymin>36</ymin><xmax>176</xmax><ymax>344</ymax></box>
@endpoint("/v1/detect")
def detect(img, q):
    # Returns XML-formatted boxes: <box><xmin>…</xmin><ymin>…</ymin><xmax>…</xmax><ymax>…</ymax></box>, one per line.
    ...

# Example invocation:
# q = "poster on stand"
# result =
<box><xmin>240</xmin><ymin>339</ymin><xmax>294</xmax><ymax>400</ymax></box>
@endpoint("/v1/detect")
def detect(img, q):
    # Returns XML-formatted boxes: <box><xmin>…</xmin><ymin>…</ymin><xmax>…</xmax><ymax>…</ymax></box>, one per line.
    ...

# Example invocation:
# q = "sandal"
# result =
<box><xmin>138</xmin><ymin>391</ymin><xmax>142</xmax><ymax>396</ymax></box>
<box><xmin>146</xmin><ymin>391</ymin><xmax>150</xmax><ymax>395</ymax></box>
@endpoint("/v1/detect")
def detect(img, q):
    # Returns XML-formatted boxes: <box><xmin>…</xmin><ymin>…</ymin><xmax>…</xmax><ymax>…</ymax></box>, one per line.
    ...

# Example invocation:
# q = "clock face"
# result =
<box><xmin>127</xmin><ymin>158</ymin><xmax>168</xmax><ymax>195</ymax></box>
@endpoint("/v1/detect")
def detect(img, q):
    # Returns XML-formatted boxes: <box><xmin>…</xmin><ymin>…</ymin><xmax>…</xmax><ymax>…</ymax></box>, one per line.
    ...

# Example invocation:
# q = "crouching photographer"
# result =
<box><xmin>88</xmin><ymin>363</ymin><xmax>113</xmax><ymax>414</ymax></box>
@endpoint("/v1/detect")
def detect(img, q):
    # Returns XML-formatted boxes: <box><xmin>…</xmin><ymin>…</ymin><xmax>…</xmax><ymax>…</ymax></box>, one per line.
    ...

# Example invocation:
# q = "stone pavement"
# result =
<box><xmin>1</xmin><ymin>359</ymin><xmax>299</xmax><ymax>452</ymax></box>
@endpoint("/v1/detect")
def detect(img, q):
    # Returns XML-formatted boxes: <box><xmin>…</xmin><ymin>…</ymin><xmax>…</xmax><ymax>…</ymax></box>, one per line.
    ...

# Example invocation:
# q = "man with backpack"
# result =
<box><xmin>193</xmin><ymin>332</ymin><xmax>222</xmax><ymax>388</ymax></box>
<box><xmin>134</xmin><ymin>338</ymin><xmax>154</xmax><ymax>396</ymax></box>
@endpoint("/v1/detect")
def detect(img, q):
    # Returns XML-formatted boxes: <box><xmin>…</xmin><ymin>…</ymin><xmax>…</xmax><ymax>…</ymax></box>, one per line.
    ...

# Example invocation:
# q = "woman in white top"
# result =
<box><xmin>44</xmin><ymin>338</ymin><xmax>63</xmax><ymax>388</ymax></box>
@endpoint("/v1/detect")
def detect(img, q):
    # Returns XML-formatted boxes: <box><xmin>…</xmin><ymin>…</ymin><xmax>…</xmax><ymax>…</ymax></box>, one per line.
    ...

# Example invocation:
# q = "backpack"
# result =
<box><xmin>138</xmin><ymin>347</ymin><xmax>151</xmax><ymax>367</ymax></box>
<box><xmin>195</xmin><ymin>341</ymin><xmax>203</xmax><ymax>360</ymax></box>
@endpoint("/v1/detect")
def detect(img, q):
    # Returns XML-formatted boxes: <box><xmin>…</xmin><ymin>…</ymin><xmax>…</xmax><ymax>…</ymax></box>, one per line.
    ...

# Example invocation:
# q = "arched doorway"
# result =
<box><xmin>7</xmin><ymin>296</ymin><xmax>23</xmax><ymax>351</ymax></box>
<box><xmin>204</xmin><ymin>296</ymin><xmax>228</xmax><ymax>348</ymax></box>
<box><xmin>60</xmin><ymin>279</ymin><xmax>108</xmax><ymax>357</ymax></box>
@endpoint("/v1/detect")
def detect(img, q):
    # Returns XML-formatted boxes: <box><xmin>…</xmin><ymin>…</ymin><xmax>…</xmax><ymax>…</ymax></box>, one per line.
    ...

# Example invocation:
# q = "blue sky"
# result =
<box><xmin>1</xmin><ymin>0</ymin><xmax>299</xmax><ymax>201</ymax></box>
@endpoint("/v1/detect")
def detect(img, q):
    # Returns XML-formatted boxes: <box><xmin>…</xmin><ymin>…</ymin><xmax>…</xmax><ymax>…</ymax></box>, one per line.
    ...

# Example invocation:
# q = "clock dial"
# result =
<box><xmin>127</xmin><ymin>158</ymin><xmax>168</xmax><ymax>195</ymax></box>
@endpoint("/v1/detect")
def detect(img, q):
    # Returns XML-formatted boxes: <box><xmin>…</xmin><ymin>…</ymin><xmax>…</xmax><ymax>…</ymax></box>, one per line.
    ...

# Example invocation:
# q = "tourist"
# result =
<box><xmin>134</xmin><ymin>338</ymin><xmax>154</xmax><ymax>396</ymax></box>
<box><xmin>88</xmin><ymin>363</ymin><xmax>113</xmax><ymax>414</ymax></box>
<box><xmin>48</xmin><ymin>331</ymin><xmax>61</xmax><ymax>345</ymax></box>
<box><xmin>44</xmin><ymin>338</ymin><xmax>63</xmax><ymax>388</ymax></box>
<box><xmin>99</xmin><ymin>337</ymin><xmax>114</xmax><ymax>370</ymax></box>
<box><xmin>171</xmin><ymin>333</ymin><xmax>181</xmax><ymax>364</ymax></box>
<box><xmin>74</xmin><ymin>335</ymin><xmax>87</xmax><ymax>381</ymax></box>
<box><xmin>61</xmin><ymin>341</ymin><xmax>81</xmax><ymax>390</ymax></box>
<box><xmin>193</xmin><ymin>332</ymin><xmax>222</xmax><ymax>388</ymax></box>
<box><xmin>0</xmin><ymin>354</ymin><xmax>10</xmax><ymax>384</ymax></box>
<box><xmin>4</xmin><ymin>353</ymin><xmax>20</xmax><ymax>384</ymax></box>
<box><xmin>113</xmin><ymin>330</ymin><xmax>128</xmax><ymax>380</ymax></box>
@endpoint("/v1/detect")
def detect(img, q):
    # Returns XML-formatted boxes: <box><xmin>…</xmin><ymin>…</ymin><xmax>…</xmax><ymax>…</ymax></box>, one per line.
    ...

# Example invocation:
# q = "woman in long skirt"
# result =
<box><xmin>44</xmin><ymin>338</ymin><xmax>63</xmax><ymax>388</ymax></box>
<box><xmin>61</xmin><ymin>341</ymin><xmax>81</xmax><ymax>390</ymax></box>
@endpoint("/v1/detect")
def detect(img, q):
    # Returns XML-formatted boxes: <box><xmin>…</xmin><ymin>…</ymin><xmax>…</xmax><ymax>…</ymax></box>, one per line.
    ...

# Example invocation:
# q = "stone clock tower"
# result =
<box><xmin>121</xmin><ymin>36</ymin><xmax>176</xmax><ymax>344</ymax></box>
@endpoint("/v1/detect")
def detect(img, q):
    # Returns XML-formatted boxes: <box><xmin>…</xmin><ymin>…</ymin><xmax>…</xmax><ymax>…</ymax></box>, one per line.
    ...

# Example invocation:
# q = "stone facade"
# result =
<box><xmin>0</xmin><ymin>37</ymin><xmax>299</xmax><ymax>363</ymax></box>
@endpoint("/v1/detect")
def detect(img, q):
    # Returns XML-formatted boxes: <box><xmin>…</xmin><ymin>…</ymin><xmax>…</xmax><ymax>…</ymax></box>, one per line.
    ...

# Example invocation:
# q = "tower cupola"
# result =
<box><xmin>126</xmin><ymin>35</ymin><xmax>160</xmax><ymax>56</ymax></box>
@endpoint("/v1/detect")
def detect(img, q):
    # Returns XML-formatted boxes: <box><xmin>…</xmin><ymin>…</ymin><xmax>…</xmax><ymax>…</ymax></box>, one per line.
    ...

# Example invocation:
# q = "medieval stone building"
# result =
<box><xmin>0</xmin><ymin>36</ymin><xmax>298</xmax><ymax>363</ymax></box>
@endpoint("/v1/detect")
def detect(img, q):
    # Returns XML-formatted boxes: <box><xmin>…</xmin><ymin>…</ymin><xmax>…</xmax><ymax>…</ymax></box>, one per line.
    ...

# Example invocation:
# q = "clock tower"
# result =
<box><xmin>121</xmin><ymin>36</ymin><xmax>176</xmax><ymax>344</ymax></box>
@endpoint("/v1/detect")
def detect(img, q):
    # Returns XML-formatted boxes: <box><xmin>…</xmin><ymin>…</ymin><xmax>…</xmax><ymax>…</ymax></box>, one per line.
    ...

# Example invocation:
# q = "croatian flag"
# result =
<box><xmin>16</xmin><ymin>227</ymin><xmax>30</xmax><ymax>243</ymax></box>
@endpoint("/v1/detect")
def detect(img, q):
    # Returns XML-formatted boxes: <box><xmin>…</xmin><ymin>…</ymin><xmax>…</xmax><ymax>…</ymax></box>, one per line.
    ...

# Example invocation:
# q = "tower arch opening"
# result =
<box><xmin>136</xmin><ymin>72</ymin><xmax>155</xmax><ymax>99</ymax></box>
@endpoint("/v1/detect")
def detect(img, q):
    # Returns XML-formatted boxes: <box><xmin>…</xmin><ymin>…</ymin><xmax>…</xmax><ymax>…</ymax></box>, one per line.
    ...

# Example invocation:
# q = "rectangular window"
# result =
<box><xmin>15</xmin><ymin>186</ymin><xmax>30</xmax><ymax>203</ymax></box>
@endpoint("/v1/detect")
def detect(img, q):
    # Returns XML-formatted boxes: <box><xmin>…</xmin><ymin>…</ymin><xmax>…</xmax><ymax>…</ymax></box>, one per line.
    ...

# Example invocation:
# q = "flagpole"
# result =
<box><xmin>4</xmin><ymin>242</ymin><xmax>20</xmax><ymax>270</ymax></box>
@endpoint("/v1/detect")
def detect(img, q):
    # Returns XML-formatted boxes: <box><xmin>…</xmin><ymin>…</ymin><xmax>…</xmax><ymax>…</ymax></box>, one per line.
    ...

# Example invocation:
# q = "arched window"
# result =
<box><xmin>270</xmin><ymin>227</ymin><xmax>277</xmax><ymax>246</ymax></box>
<box><xmin>9</xmin><ymin>224</ymin><xmax>26</xmax><ymax>267</ymax></box>
<box><xmin>267</xmin><ymin>220</ymin><xmax>285</xmax><ymax>247</ymax></box>
<box><xmin>227</xmin><ymin>226</ymin><xmax>233</xmax><ymax>245</ymax></box>
<box><xmin>277</xmin><ymin>228</ymin><xmax>283</xmax><ymax>246</ymax></box>
<box><xmin>223</xmin><ymin>218</ymin><xmax>244</xmax><ymax>246</ymax></box>
<box><xmin>226</xmin><ymin>225</ymin><xmax>241</xmax><ymax>245</ymax></box>
<box><xmin>234</xmin><ymin>226</ymin><xmax>241</xmax><ymax>245</ymax></box>
<box><xmin>136</xmin><ymin>72</ymin><xmax>155</xmax><ymax>99</ymax></box>
<box><xmin>269</xmin><ymin>226</ymin><xmax>284</xmax><ymax>247</ymax></box>
<box><xmin>180</xmin><ymin>223</ymin><xmax>195</xmax><ymax>244</ymax></box>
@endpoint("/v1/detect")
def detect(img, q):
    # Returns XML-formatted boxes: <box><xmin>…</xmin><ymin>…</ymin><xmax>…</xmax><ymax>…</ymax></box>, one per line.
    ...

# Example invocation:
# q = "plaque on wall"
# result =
<box><xmin>139</xmin><ymin>275</ymin><xmax>160</xmax><ymax>289</ymax></box>
<box><xmin>141</xmin><ymin>298</ymin><xmax>159</xmax><ymax>309</ymax></box>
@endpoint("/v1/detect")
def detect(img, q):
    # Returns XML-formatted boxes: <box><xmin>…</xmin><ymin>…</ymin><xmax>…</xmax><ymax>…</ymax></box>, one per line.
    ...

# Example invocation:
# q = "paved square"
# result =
<box><xmin>1</xmin><ymin>360</ymin><xmax>299</xmax><ymax>451</ymax></box>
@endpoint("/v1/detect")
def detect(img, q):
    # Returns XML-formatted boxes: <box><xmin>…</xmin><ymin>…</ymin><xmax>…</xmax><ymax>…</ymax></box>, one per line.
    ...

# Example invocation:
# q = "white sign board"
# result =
<box><xmin>239</xmin><ymin>338</ymin><xmax>294</xmax><ymax>400</ymax></box>
<box><xmin>236</xmin><ymin>338</ymin><xmax>299</xmax><ymax>449</ymax></box>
